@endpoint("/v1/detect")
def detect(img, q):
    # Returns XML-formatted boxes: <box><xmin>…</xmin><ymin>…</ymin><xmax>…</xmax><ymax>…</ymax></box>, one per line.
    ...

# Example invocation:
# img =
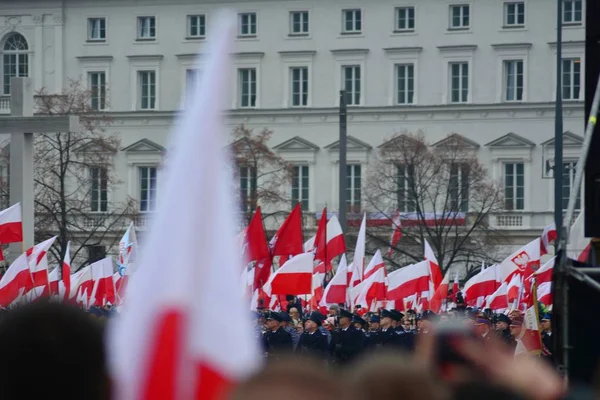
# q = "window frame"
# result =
<box><xmin>503</xmin><ymin>2</ymin><xmax>525</xmax><ymax>28</ymax></box>
<box><xmin>1</xmin><ymin>33</ymin><xmax>30</xmax><ymax>96</ymax></box>
<box><xmin>341</xmin><ymin>9</ymin><xmax>362</xmax><ymax>34</ymax></box>
<box><xmin>562</xmin><ymin>0</ymin><xmax>583</xmax><ymax>25</ymax></box>
<box><xmin>449</xmin><ymin>163</ymin><xmax>470</xmax><ymax>212</ymax></box>
<box><xmin>561</xmin><ymin>160</ymin><xmax>582</xmax><ymax>211</ymax></box>
<box><xmin>396</xmin><ymin>164</ymin><xmax>416</xmax><ymax>213</ymax></box>
<box><xmin>289</xmin><ymin>11</ymin><xmax>310</xmax><ymax>36</ymax></box>
<box><xmin>503</xmin><ymin>162</ymin><xmax>525</xmax><ymax>211</ymax></box>
<box><xmin>186</xmin><ymin>14</ymin><xmax>206</xmax><ymax>39</ymax></box>
<box><xmin>561</xmin><ymin>58</ymin><xmax>582</xmax><ymax>101</ymax></box>
<box><xmin>342</xmin><ymin>65</ymin><xmax>361</xmax><ymax>106</ymax></box>
<box><xmin>239</xmin><ymin>165</ymin><xmax>258</xmax><ymax>213</ymax></box>
<box><xmin>395</xmin><ymin>6</ymin><xmax>416</xmax><ymax>32</ymax></box>
<box><xmin>87</xmin><ymin>17</ymin><xmax>107</xmax><ymax>41</ymax></box>
<box><xmin>88</xmin><ymin>71</ymin><xmax>107</xmax><ymax>111</ymax></box>
<box><xmin>291</xmin><ymin>165</ymin><xmax>310</xmax><ymax>211</ymax></box>
<box><xmin>289</xmin><ymin>66</ymin><xmax>309</xmax><ymax>107</ymax></box>
<box><xmin>137</xmin><ymin>70</ymin><xmax>157</xmax><ymax>110</ymax></box>
<box><xmin>346</xmin><ymin>164</ymin><xmax>362</xmax><ymax>212</ymax></box>
<box><xmin>138</xmin><ymin>166</ymin><xmax>158</xmax><ymax>213</ymax></box>
<box><xmin>89</xmin><ymin>166</ymin><xmax>109</xmax><ymax>213</ymax></box>
<box><xmin>137</xmin><ymin>16</ymin><xmax>156</xmax><ymax>40</ymax></box>
<box><xmin>448</xmin><ymin>61</ymin><xmax>469</xmax><ymax>104</ymax></box>
<box><xmin>503</xmin><ymin>59</ymin><xmax>524</xmax><ymax>102</ymax></box>
<box><xmin>238</xmin><ymin>12</ymin><xmax>257</xmax><ymax>37</ymax></box>
<box><xmin>396</xmin><ymin>63</ymin><xmax>415</xmax><ymax>105</ymax></box>
<box><xmin>449</xmin><ymin>4</ymin><xmax>470</xmax><ymax>30</ymax></box>
<box><xmin>238</xmin><ymin>68</ymin><xmax>257</xmax><ymax>108</ymax></box>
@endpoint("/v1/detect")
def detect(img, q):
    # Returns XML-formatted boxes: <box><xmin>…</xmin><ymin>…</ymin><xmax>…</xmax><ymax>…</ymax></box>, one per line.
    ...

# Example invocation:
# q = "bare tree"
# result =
<box><xmin>230</xmin><ymin>124</ymin><xmax>292</xmax><ymax>224</ymax></box>
<box><xmin>364</xmin><ymin>131</ymin><xmax>505</xmax><ymax>277</ymax></box>
<box><xmin>31</xmin><ymin>79</ymin><xmax>136</xmax><ymax>268</ymax></box>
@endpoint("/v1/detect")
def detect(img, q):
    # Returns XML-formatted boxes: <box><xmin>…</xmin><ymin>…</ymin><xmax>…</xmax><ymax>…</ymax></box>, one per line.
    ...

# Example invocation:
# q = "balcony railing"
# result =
<box><xmin>490</xmin><ymin>212</ymin><xmax>532</xmax><ymax>230</ymax></box>
<box><xmin>0</xmin><ymin>96</ymin><xmax>10</xmax><ymax>114</ymax></box>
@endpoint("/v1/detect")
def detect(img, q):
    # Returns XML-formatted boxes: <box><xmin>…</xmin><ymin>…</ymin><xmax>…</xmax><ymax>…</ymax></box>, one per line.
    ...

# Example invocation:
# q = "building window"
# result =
<box><xmin>562</xmin><ymin>161</ymin><xmax>581</xmax><ymax>211</ymax></box>
<box><xmin>504</xmin><ymin>2</ymin><xmax>525</xmax><ymax>27</ymax></box>
<box><xmin>239</xmin><ymin>13</ymin><xmax>257</xmax><ymax>36</ymax></box>
<box><xmin>238</xmin><ymin>68</ymin><xmax>257</xmax><ymax>108</ymax></box>
<box><xmin>342</xmin><ymin>65</ymin><xmax>361</xmax><ymax>106</ymax></box>
<box><xmin>185</xmin><ymin>68</ymin><xmax>200</xmax><ymax>101</ymax></box>
<box><xmin>239</xmin><ymin>165</ymin><xmax>257</xmax><ymax>213</ymax></box>
<box><xmin>138</xmin><ymin>71</ymin><xmax>156</xmax><ymax>110</ymax></box>
<box><xmin>396</xmin><ymin>64</ymin><xmax>415</xmax><ymax>105</ymax></box>
<box><xmin>88</xmin><ymin>18</ymin><xmax>106</xmax><ymax>41</ymax></box>
<box><xmin>292</xmin><ymin>165</ymin><xmax>309</xmax><ymax>211</ymax></box>
<box><xmin>88</xmin><ymin>72</ymin><xmax>107</xmax><ymax>111</ymax></box>
<box><xmin>449</xmin><ymin>5</ymin><xmax>470</xmax><ymax>29</ymax></box>
<box><xmin>2</xmin><ymin>33</ymin><xmax>29</xmax><ymax>95</ymax></box>
<box><xmin>342</xmin><ymin>9</ymin><xmax>362</xmax><ymax>33</ymax></box>
<box><xmin>290</xmin><ymin>11</ymin><xmax>309</xmax><ymax>35</ymax></box>
<box><xmin>90</xmin><ymin>166</ymin><xmax>108</xmax><ymax>213</ymax></box>
<box><xmin>397</xmin><ymin>164</ymin><xmax>415</xmax><ymax>213</ymax></box>
<box><xmin>346</xmin><ymin>165</ymin><xmax>362</xmax><ymax>212</ymax></box>
<box><xmin>139</xmin><ymin>166</ymin><xmax>158</xmax><ymax>213</ymax></box>
<box><xmin>187</xmin><ymin>15</ymin><xmax>206</xmax><ymax>38</ymax></box>
<box><xmin>137</xmin><ymin>16</ymin><xmax>156</xmax><ymax>39</ymax></box>
<box><xmin>290</xmin><ymin>67</ymin><xmax>308</xmax><ymax>107</ymax></box>
<box><xmin>563</xmin><ymin>0</ymin><xmax>583</xmax><ymax>24</ymax></box>
<box><xmin>504</xmin><ymin>162</ymin><xmax>524</xmax><ymax>210</ymax></box>
<box><xmin>562</xmin><ymin>58</ymin><xmax>581</xmax><ymax>101</ymax></box>
<box><xmin>450</xmin><ymin>62</ymin><xmax>469</xmax><ymax>103</ymax></box>
<box><xmin>450</xmin><ymin>163</ymin><xmax>469</xmax><ymax>212</ymax></box>
<box><xmin>504</xmin><ymin>60</ymin><xmax>524</xmax><ymax>102</ymax></box>
<box><xmin>87</xmin><ymin>245</ymin><xmax>106</xmax><ymax>264</ymax></box>
<box><xmin>395</xmin><ymin>7</ymin><xmax>415</xmax><ymax>31</ymax></box>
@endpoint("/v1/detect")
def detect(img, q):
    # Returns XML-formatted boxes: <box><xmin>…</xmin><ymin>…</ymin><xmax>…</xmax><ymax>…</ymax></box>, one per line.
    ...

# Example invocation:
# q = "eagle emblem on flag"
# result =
<box><xmin>511</xmin><ymin>251</ymin><xmax>530</xmax><ymax>272</ymax></box>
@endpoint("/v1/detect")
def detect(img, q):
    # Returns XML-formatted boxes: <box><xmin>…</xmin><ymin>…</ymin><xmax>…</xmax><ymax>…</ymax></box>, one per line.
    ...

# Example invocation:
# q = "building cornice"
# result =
<box><xmin>383</xmin><ymin>47</ymin><xmax>423</xmax><ymax>54</ymax></box>
<box><xmin>126</xmin><ymin>54</ymin><xmax>164</xmax><ymax>60</ymax></box>
<box><xmin>330</xmin><ymin>48</ymin><xmax>370</xmax><ymax>55</ymax></box>
<box><xmin>76</xmin><ymin>55</ymin><xmax>114</xmax><ymax>61</ymax></box>
<box><xmin>548</xmin><ymin>40</ymin><xmax>585</xmax><ymax>48</ymax></box>
<box><xmin>491</xmin><ymin>43</ymin><xmax>533</xmax><ymax>49</ymax></box>
<box><xmin>437</xmin><ymin>44</ymin><xmax>478</xmax><ymax>52</ymax></box>
<box><xmin>279</xmin><ymin>50</ymin><xmax>317</xmax><ymax>56</ymax></box>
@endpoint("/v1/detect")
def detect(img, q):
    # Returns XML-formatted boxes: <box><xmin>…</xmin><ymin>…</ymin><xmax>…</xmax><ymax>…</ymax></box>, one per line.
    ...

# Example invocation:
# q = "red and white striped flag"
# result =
<box><xmin>387</xmin><ymin>210</ymin><xmax>402</xmax><ymax>257</ymax></box>
<box><xmin>540</xmin><ymin>222</ymin><xmax>557</xmax><ymax>256</ymax></box>
<box><xmin>108</xmin><ymin>13</ymin><xmax>260</xmax><ymax>400</ymax></box>
<box><xmin>0</xmin><ymin>203</ymin><xmax>23</xmax><ymax>260</ymax></box>
<box><xmin>262</xmin><ymin>253</ymin><xmax>314</xmax><ymax>296</ymax></box>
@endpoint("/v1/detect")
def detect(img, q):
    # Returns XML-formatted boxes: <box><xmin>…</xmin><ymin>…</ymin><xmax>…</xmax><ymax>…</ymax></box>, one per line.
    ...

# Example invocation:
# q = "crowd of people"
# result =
<box><xmin>256</xmin><ymin>295</ymin><xmax>554</xmax><ymax>365</ymax></box>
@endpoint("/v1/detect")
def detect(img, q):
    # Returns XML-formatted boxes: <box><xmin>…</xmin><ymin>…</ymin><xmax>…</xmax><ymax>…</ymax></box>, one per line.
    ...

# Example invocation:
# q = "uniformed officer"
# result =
<box><xmin>494</xmin><ymin>313</ymin><xmax>515</xmax><ymax>347</ymax></box>
<box><xmin>365</xmin><ymin>315</ymin><xmax>380</xmax><ymax>349</ymax></box>
<box><xmin>296</xmin><ymin>311</ymin><xmax>329</xmax><ymax>361</ymax></box>
<box><xmin>541</xmin><ymin>313</ymin><xmax>553</xmax><ymax>363</ymax></box>
<box><xmin>263</xmin><ymin>311</ymin><xmax>293</xmax><ymax>360</ymax></box>
<box><xmin>474</xmin><ymin>315</ymin><xmax>493</xmax><ymax>341</ymax></box>
<box><xmin>393</xmin><ymin>310</ymin><xmax>415</xmax><ymax>351</ymax></box>
<box><xmin>378</xmin><ymin>309</ymin><xmax>400</xmax><ymax>348</ymax></box>
<box><xmin>330</xmin><ymin>309</ymin><xmax>364</xmax><ymax>365</ymax></box>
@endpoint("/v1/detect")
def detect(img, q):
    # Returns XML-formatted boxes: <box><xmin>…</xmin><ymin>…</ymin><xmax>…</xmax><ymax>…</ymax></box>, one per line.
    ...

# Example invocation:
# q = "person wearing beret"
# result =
<box><xmin>494</xmin><ymin>313</ymin><xmax>516</xmax><ymax>348</ymax></box>
<box><xmin>296</xmin><ymin>312</ymin><xmax>329</xmax><ymax>361</ymax></box>
<box><xmin>263</xmin><ymin>311</ymin><xmax>293</xmax><ymax>360</ymax></box>
<box><xmin>541</xmin><ymin>313</ymin><xmax>553</xmax><ymax>363</ymax></box>
<box><xmin>329</xmin><ymin>308</ymin><xmax>364</xmax><ymax>365</ymax></box>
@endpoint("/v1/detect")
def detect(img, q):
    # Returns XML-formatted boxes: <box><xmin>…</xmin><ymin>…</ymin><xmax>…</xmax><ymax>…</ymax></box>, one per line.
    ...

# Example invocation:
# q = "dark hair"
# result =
<box><xmin>0</xmin><ymin>302</ymin><xmax>109</xmax><ymax>400</ymax></box>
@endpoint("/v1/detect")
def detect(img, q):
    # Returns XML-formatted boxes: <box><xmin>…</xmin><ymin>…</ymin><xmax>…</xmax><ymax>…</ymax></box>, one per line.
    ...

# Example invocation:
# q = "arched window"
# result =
<box><xmin>2</xmin><ymin>33</ymin><xmax>29</xmax><ymax>95</ymax></box>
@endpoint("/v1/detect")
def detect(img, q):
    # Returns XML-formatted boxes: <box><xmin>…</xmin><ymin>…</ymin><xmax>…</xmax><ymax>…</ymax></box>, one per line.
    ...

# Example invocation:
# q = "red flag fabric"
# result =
<box><xmin>540</xmin><ymin>222</ymin><xmax>557</xmax><ymax>256</ymax></box>
<box><xmin>313</xmin><ymin>208</ymin><xmax>327</xmax><ymax>262</ymax></box>
<box><xmin>245</xmin><ymin>207</ymin><xmax>272</xmax><ymax>290</ymax></box>
<box><xmin>270</xmin><ymin>203</ymin><xmax>304</xmax><ymax>259</ymax></box>
<box><xmin>430</xmin><ymin>273</ymin><xmax>450</xmax><ymax>313</ymax></box>
<box><xmin>424</xmin><ymin>239</ymin><xmax>443</xmax><ymax>289</ymax></box>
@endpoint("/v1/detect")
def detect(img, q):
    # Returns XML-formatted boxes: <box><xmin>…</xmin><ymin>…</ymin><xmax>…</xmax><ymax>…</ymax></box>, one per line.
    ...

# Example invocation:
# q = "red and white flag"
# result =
<box><xmin>484</xmin><ymin>281</ymin><xmax>509</xmax><ymax>312</ymax></box>
<box><xmin>430</xmin><ymin>272</ymin><xmax>450</xmax><ymax>313</ymax></box>
<box><xmin>568</xmin><ymin>211</ymin><xmax>591</xmax><ymax>262</ymax></box>
<box><xmin>355</xmin><ymin>267</ymin><xmax>386</xmax><ymax>311</ymax></box>
<box><xmin>387</xmin><ymin>210</ymin><xmax>402</xmax><ymax>257</ymax></box>
<box><xmin>90</xmin><ymin>257</ymin><xmax>116</xmax><ymax>306</ymax></box>
<box><xmin>540</xmin><ymin>222</ymin><xmax>557</xmax><ymax>256</ymax></box>
<box><xmin>108</xmin><ymin>14</ymin><xmax>260</xmax><ymax>400</ymax></box>
<box><xmin>386</xmin><ymin>261</ymin><xmax>431</xmax><ymax>310</ymax></box>
<box><xmin>463</xmin><ymin>264</ymin><xmax>500</xmax><ymax>307</ymax></box>
<box><xmin>534</xmin><ymin>257</ymin><xmax>554</xmax><ymax>306</ymax></box>
<box><xmin>62</xmin><ymin>241</ymin><xmax>71</xmax><ymax>301</ymax></box>
<box><xmin>363</xmin><ymin>250</ymin><xmax>385</xmax><ymax>280</ymax></box>
<box><xmin>262</xmin><ymin>253</ymin><xmax>314</xmax><ymax>297</ymax></box>
<box><xmin>320</xmin><ymin>254</ymin><xmax>348</xmax><ymax>307</ymax></box>
<box><xmin>424</xmin><ymin>239</ymin><xmax>443</xmax><ymax>290</ymax></box>
<box><xmin>350</xmin><ymin>214</ymin><xmax>366</xmax><ymax>287</ymax></box>
<box><xmin>497</xmin><ymin>238</ymin><xmax>541</xmax><ymax>283</ymax></box>
<box><xmin>0</xmin><ymin>203</ymin><xmax>23</xmax><ymax>260</ymax></box>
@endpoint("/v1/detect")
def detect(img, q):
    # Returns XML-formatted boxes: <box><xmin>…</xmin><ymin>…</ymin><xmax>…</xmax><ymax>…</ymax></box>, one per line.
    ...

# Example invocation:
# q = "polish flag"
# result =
<box><xmin>463</xmin><ymin>265</ymin><xmax>500</xmax><ymax>307</ymax></box>
<box><xmin>540</xmin><ymin>222</ymin><xmax>558</xmax><ymax>256</ymax></box>
<box><xmin>387</xmin><ymin>210</ymin><xmax>402</xmax><ymax>257</ymax></box>
<box><xmin>451</xmin><ymin>271</ymin><xmax>459</xmax><ymax>301</ymax></box>
<box><xmin>534</xmin><ymin>257</ymin><xmax>554</xmax><ymax>306</ymax></box>
<box><xmin>355</xmin><ymin>268</ymin><xmax>386</xmax><ymax>311</ymax></box>
<box><xmin>430</xmin><ymin>272</ymin><xmax>450</xmax><ymax>313</ymax></box>
<box><xmin>269</xmin><ymin>203</ymin><xmax>304</xmax><ymax>259</ymax></box>
<box><xmin>312</xmin><ymin>209</ymin><xmax>327</xmax><ymax>261</ymax></box>
<box><xmin>70</xmin><ymin>265</ymin><xmax>93</xmax><ymax>301</ymax></box>
<box><xmin>0</xmin><ymin>203</ymin><xmax>23</xmax><ymax>260</ymax></box>
<box><xmin>386</xmin><ymin>261</ymin><xmax>431</xmax><ymax>305</ymax></box>
<box><xmin>108</xmin><ymin>15</ymin><xmax>260</xmax><ymax>400</ymax></box>
<box><xmin>497</xmin><ymin>238</ymin><xmax>541</xmax><ymax>283</ymax></box>
<box><xmin>350</xmin><ymin>214</ymin><xmax>367</xmax><ymax>286</ymax></box>
<box><xmin>325</xmin><ymin>215</ymin><xmax>346</xmax><ymax>262</ymax></box>
<box><xmin>304</xmin><ymin>236</ymin><xmax>315</xmax><ymax>253</ymax></box>
<box><xmin>484</xmin><ymin>281</ymin><xmax>509</xmax><ymax>312</ymax></box>
<box><xmin>47</xmin><ymin>267</ymin><xmax>60</xmax><ymax>297</ymax></box>
<box><xmin>320</xmin><ymin>254</ymin><xmax>348</xmax><ymax>307</ymax></box>
<box><xmin>507</xmin><ymin>273</ymin><xmax>522</xmax><ymax>303</ymax></box>
<box><xmin>518</xmin><ymin>285</ymin><xmax>544</xmax><ymax>355</ymax></box>
<box><xmin>363</xmin><ymin>250</ymin><xmax>385</xmax><ymax>280</ymax></box>
<box><xmin>89</xmin><ymin>257</ymin><xmax>116</xmax><ymax>306</ymax></box>
<box><xmin>568</xmin><ymin>211</ymin><xmax>591</xmax><ymax>262</ymax></box>
<box><xmin>424</xmin><ymin>239</ymin><xmax>443</xmax><ymax>290</ymax></box>
<box><xmin>245</xmin><ymin>207</ymin><xmax>272</xmax><ymax>290</ymax></box>
<box><xmin>262</xmin><ymin>253</ymin><xmax>314</xmax><ymax>296</ymax></box>
<box><xmin>26</xmin><ymin>236</ymin><xmax>56</xmax><ymax>294</ymax></box>
<box><xmin>62</xmin><ymin>242</ymin><xmax>71</xmax><ymax>302</ymax></box>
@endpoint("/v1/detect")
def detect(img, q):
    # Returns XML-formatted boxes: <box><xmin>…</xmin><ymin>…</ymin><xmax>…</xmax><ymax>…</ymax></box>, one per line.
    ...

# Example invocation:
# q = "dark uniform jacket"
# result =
<box><xmin>264</xmin><ymin>327</ymin><xmax>293</xmax><ymax>360</ymax></box>
<box><xmin>394</xmin><ymin>326</ymin><xmax>416</xmax><ymax>351</ymax></box>
<box><xmin>365</xmin><ymin>330</ymin><xmax>380</xmax><ymax>349</ymax></box>
<box><xmin>330</xmin><ymin>325</ymin><xmax>364</xmax><ymax>364</ymax></box>
<box><xmin>378</xmin><ymin>328</ymin><xmax>397</xmax><ymax>348</ymax></box>
<box><xmin>296</xmin><ymin>330</ymin><xmax>329</xmax><ymax>360</ymax></box>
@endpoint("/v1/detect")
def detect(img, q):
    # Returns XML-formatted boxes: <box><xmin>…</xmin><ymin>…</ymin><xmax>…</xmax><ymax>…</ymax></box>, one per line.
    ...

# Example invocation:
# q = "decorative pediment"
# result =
<box><xmin>122</xmin><ymin>139</ymin><xmax>166</xmax><ymax>153</ymax></box>
<box><xmin>541</xmin><ymin>131</ymin><xmax>583</xmax><ymax>148</ymax></box>
<box><xmin>272</xmin><ymin>136</ymin><xmax>319</xmax><ymax>152</ymax></box>
<box><xmin>485</xmin><ymin>133</ymin><xmax>535</xmax><ymax>148</ymax></box>
<box><xmin>378</xmin><ymin>134</ymin><xmax>420</xmax><ymax>150</ymax></box>
<box><xmin>432</xmin><ymin>133</ymin><xmax>480</xmax><ymax>149</ymax></box>
<box><xmin>325</xmin><ymin>136</ymin><xmax>372</xmax><ymax>151</ymax></box>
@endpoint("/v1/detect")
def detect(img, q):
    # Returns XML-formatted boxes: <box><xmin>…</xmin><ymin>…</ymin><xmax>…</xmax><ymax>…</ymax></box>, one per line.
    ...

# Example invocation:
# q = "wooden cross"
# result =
<box><xmin>0</xmin><ymin>78</ymin><xmax>80</xmax><ymax>261</ymax></box>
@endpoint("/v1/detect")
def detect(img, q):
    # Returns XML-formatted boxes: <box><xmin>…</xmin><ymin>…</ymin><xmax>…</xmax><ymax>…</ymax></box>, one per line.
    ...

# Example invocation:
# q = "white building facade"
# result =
<box><xmin>0</xmin><ymin>0</ymin><xmax>587</xmax><ymax>261</ymax></box>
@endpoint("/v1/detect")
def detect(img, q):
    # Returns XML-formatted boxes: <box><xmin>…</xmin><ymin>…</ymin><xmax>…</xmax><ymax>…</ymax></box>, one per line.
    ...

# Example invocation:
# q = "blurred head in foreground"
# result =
<box><xmin>0</xmin><ymin>301</ymin><xmax>108</xmax><ymax>400</ymax></box>
<box><xmin>232</xmin><ymin>356</ymin><xmax>344</xmax><ymax>400</ymax></box>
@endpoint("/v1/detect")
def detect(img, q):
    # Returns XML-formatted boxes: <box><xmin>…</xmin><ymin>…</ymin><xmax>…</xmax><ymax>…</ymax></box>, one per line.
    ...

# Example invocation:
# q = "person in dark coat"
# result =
<box><xmin>330</xmin><ymin>309</ymin><xmax>364</xmax><ymax>365</ymax></box>
<box><xmin>494</xmin><ymin>313</ymin><xmax>515</xmax><ymax>348</ymax></box>
<box><xmin>378</xmin><ymin>309</ymin><xmax>399</xmax><ymax>348</ymax></box>
<box><xmin>365</xmin><ymin>315</ymin><xmax>380</xmax><ymax>349</ymax></box>
<box><xmin>541</xmin><ymin>313</ymin><xmax>553</xmax><ymax>363</ymax></box>
<box><xmin>296</xmin><ymin>311</ymin><xmax>328</xmax><ymax>361</ymax></box>
<box><xmin>285</xmin><ymin>295</ymin><xmax>304</xmax><ymax>318</ymax></box>
<box><xmin>474</xmin><ymin>316</ymin><xmax>493</xmax><ymax>341</ymax></box>
<box><xmin>263</xmin><ymin>311</ymin><xmax>293</xmax><ymax>360</ymax></box>
<box><xmin>393</xmin><ymin>310</ymin><xmax>416</xmax><ymax>351</ymax></box>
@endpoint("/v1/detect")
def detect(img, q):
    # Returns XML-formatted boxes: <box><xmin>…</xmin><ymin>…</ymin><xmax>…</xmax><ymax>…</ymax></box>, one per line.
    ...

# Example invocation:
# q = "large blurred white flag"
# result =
<box><xmin>108</xmin><ymin>11</ymin><xmax>260</xmax><ymax>400</ymax></box>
